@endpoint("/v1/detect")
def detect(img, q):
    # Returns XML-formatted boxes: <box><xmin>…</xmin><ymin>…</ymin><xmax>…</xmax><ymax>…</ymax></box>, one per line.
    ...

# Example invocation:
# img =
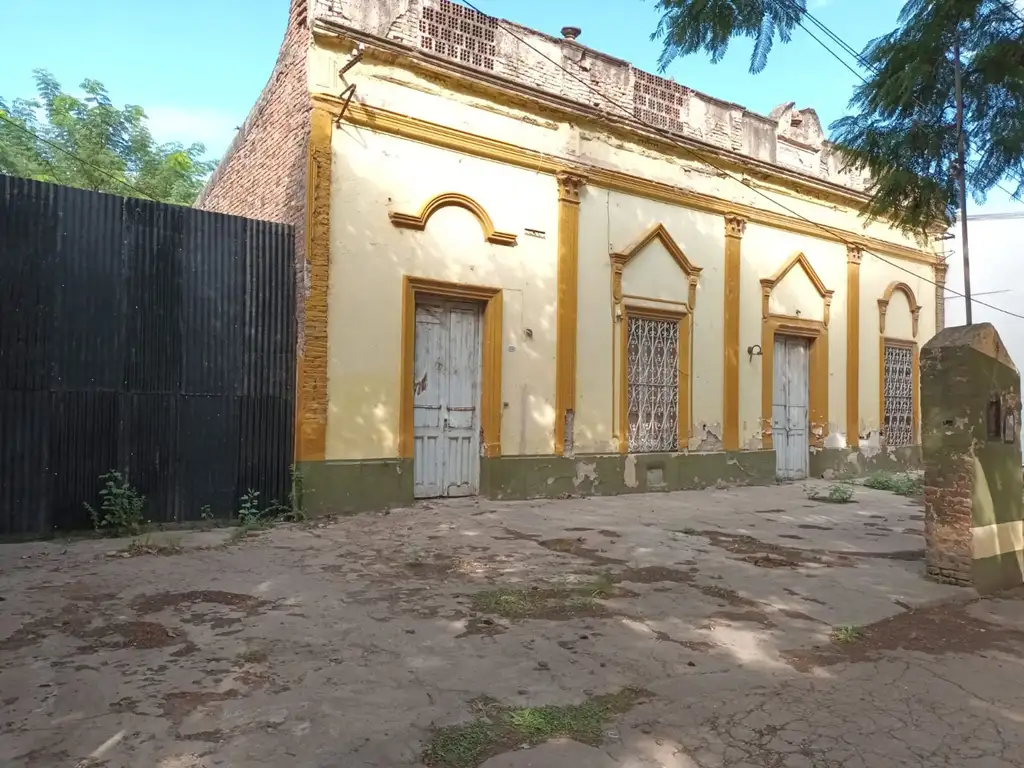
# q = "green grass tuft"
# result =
<box><xmin>422</xmin><ymin>689</ymin><xmax>648</xmax><ymax>768</ymax></box>
<box><xmin>830</xmin><ymin>624</ymin><xmax>864</xmax><ymax>644</ymax></box>
<box><xmin>864</xmin><ymin>472</ymin><xmax>922</xmax><ymax>497</ymax></box>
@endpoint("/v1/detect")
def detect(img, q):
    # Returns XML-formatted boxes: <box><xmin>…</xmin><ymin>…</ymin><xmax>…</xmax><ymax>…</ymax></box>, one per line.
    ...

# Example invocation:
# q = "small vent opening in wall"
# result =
<box><xmin>420</xmin><ymin>0</ymin><xmax>497</xmax><ymax>71</ymax></box>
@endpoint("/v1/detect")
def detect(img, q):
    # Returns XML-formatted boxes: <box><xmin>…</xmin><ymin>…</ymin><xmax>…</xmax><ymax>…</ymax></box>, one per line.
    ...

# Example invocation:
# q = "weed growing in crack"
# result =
<box><xmin>806</xmin><ymin>483</ymin><xmax>855</xmax><ymax>504</ymax></box>
<box><xmin>469</xmin><ymin>575</ymin><xmax>619</xmax><ymax>621</ymax></box>
<box><xmin>288</xmin><ymin>464</ymin><xmax>306</xmax><ymax>521</ymax></box>
<box><xmin>228</xmin><ymin>475</ymin><xmax>309</xmax><ymax>544</ymax></box>
<box><xmin>120</xmin><ymin>535</ymin><xmax>183</xmax><ymax>557</ymax></box>
<box><xmin>831</xmin><ymin>625</ymin><xmax>864</xmax><ymax>644</ymax></box>
<box><xmin>85</xmin><ymin>470</ymin><xmax>146</xmax><ymax>536</ymax></box>
<box><xmin>864</xmin><ymin>472</ymin><xmax>922</xmax><ymax>497</ymax></box>
<box><xmin>422</xmin><ymin>688</ymin><xmax>650</xmax><ymax>768</ymax></box>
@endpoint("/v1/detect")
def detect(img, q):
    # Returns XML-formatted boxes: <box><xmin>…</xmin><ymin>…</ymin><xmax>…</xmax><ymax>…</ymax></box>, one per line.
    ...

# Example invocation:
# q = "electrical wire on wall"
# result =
<box><xmin>456</xmin><ymin>0</ymin><xmax>1024</xmax><ymax>322</ymax></box>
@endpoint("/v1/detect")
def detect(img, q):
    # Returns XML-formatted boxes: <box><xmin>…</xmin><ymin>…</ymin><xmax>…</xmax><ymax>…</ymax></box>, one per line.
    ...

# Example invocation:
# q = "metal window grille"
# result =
<box><xmin>420</xmin><ymin>0</ymin><xmax>496</xmax><ymax>71</ymax></box>
<box><xmin>626</xmin><ymin>316</ymin><xmax>679</xmax><ymax>452</ymax></box>
<box><xmin>632</xmin><ymin>68</ymin><xmax>688</xmax><ymax>134</ymax></box>
<box><xmin>883</xmin><ymin>345</ymin><xmax>914</xmax><ymax>446</ymax></box>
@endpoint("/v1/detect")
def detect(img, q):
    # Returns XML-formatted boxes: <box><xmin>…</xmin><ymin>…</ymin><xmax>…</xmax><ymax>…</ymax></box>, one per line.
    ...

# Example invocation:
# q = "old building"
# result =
<box><xmin>198</xmin><ymin>0</ymin><xmax>944</xmax><ymax>512</ymax></box>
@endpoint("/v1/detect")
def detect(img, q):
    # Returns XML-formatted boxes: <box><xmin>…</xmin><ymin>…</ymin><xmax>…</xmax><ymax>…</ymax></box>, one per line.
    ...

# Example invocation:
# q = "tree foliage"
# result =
<box><xmin>652</xmin><ymin>0</ymin><xmax>1024</xmax><ymax>234</ymax></box>
<box><xmin>652</xmin><ymin>0</ymin><xmax>807</xmax><ymax>74</ymax></box>
<box><xmin>0</xmin><ymin>70</ymin><xmax>216</xmax><ymax>205</ymax></box>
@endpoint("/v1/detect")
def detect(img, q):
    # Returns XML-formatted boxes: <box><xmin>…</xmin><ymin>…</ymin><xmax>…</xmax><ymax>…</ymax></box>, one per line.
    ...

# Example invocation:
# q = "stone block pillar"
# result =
<box><xmin>921</xmin><ymin>323</ymin><xmax>1024</xmax><ymax>593</ymax></box>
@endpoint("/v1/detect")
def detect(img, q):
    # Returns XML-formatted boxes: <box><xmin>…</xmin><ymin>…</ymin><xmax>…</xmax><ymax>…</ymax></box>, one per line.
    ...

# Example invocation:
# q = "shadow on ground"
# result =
<box><xmin>2</xmin><ymin>481</ymin><xmax>1023</xmax><ymax>767</ymax></box>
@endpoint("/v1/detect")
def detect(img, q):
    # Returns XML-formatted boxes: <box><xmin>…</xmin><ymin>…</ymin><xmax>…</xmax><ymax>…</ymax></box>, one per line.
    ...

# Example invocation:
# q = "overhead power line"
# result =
<box><xmin>457</xmin><ymin>0</ymin><xmax>1024</xmax><ymax>322</ymax></box>
<box><xmin>773</xmin><ymin>0</ymin><xmax>1024</xmax><ymax>202</ymax></box>
<box><xmin>0</xmin><ymin>111</ymin><xmax>155</xmax><ymax>201</ymax></box>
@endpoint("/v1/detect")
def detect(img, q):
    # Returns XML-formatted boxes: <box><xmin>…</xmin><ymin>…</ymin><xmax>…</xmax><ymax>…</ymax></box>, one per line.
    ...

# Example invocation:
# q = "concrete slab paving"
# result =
<box><xmin>2</xmin><ymin>480</ymin><xmax>1023</xmax><ymax>767</ymax></box>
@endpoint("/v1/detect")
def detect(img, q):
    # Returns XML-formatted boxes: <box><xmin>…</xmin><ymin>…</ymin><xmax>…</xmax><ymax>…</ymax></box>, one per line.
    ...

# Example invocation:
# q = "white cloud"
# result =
<box><xmin>143</xmin><ymin>105</ymin><xmax>240</xmax><ymax>159</ymax></box>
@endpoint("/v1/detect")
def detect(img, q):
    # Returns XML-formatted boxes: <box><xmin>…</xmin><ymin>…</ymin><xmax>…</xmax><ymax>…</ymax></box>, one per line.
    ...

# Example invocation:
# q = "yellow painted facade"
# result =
<box><xmin>306</xmin><ymin>34</ymin><xmax>939</xmax><ymax>468</ymax></box>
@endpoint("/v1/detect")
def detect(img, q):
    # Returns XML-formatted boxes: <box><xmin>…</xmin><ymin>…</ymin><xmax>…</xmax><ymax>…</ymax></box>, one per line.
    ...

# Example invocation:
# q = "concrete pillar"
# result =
<box><xmin>921</xmin><ymin>323</ymin><xmax>1024</xmax><ymax>593</ymax></box>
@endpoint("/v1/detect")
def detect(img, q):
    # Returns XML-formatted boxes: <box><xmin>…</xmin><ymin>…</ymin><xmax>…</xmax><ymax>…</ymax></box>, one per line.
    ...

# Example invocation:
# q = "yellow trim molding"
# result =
<box><xmin>877</xmin><ymin>281</ymin><xmax>922</xmax><ymax>337</ymax></box>
<box><xmin>761</xmin><ymin>316</ymin><xmax>829</xmax><ymax>451</ymax></box>
<box><xmin>554</xmin><ymin>171</ymin><xmax>586</xmax><ymax>455</ymax></box>
<box><xmin>878</xmin><ymin>338</ymin><xmax>920</xmax><ymax>446</ymax></box>
<box><xmin>618</xmin><ymin>305</ymin><xmax>691</xmax><ymax>454</ymax></box>
<box><xmin>317</xmin><ymin>95</ymin><xmax>939</xmax><ymax>268</ymax></box>
<box><xmin>399</xmin><ymin>276</ymin><xmax>504</xmax><ymax>460</ymax></box>
<box><xmin>611</xmin><ymin>223</ymin><xmax>703</xmax><ymax>314</ymax></box>
<box><xmin>760</xmin><ymin>251</ymin><xmax>834</xmax><ymax>326</ymax></box>
<box><xmin>974</xmin><ymin>520</ymin><xmax>1024</xmax><ymax>561</ymax></box>
<box><xmin>846</xmin><ymin>245</ymin><xmax>862</xmax><ymax>446</ymax></box>
<box><xmin>296</xmin><ymin>105</ymin><xmax>333</xmax><ymax>463</ymax></box>
<box><xmin>313</xmin><ymin>28</ymin><xmax>927</xmax><ymax>222</ymax></box>
<box><xmin>723</xmin><ymin>214</ymin><xmax>745</xmax><ymax>451</ymax></box>
<box><xmin>389</xmin><ymin>192</ymin><xmax>518</xmax><ymax>246</ymax></box>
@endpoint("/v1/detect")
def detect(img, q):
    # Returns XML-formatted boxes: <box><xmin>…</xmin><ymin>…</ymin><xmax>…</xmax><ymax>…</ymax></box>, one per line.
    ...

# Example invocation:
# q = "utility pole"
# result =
<box><xmin>953</xmin><ymin>25</ymin><xmax>973</xmax><ymax>324</ymax></box>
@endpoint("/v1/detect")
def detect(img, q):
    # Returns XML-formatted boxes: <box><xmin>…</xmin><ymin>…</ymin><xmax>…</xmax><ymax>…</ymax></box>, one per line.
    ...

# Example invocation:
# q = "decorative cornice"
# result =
<box><xmin>311</xmin><ymin>23</ymin><xmax>886</xmax><ymax>215</ymax></box>
<box><xmin>389</xmin><ymin>192</ymin><xmax>517</xmax><ymax>246</ymax></box>
<box><xmin>610</xmin><ymin>223</ymin><xmax>702</xmax><ymax>311</ymax></box>
<box><xmin>318</xmin><ymin>95</ymin><xmax>939</xmax><ymax>267</ymax></box>
<box><xmin>760</xmin><ymin>251</ymin><xmax>835</xmax><ymax>327</ymax></box>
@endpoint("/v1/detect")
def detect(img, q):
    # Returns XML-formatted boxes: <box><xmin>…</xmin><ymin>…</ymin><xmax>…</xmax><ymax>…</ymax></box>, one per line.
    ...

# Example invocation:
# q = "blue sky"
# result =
<box><xmin>1</xmin><ymin>0</ymin><xmax>1020</xmax><ymax>213</ymax></box>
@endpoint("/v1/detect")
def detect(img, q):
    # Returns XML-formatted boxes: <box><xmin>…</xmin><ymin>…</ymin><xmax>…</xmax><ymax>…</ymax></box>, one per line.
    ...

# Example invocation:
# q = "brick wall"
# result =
<box><xmin>923</xmin><ymin>454</ymin><xmax>973</xmax><ymax>585</ymax></box>
<box><xmin>196</xmin><ymin>0</ymin><xmax>311</xmax><ymax>256</ymax></box>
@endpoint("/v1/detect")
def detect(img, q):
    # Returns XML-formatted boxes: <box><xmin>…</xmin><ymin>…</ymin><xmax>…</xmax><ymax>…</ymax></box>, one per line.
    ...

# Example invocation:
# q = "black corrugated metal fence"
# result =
<box><xmin>0</xmin><ymin>175</ymin><xmax>296</xmax><ymax>535</ymax></box>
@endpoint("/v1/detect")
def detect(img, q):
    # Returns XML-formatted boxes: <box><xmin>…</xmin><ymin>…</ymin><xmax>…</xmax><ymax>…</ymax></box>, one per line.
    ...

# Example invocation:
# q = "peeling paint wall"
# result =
<box><xmin>313</xmin><ymin>0</ymin><xmax>874</xmax><ymax>194</ymax></box>
<box><xmin>307</xmin><ymin>10</ymin><xmax>936</xmax><ymax>469</ymax></box>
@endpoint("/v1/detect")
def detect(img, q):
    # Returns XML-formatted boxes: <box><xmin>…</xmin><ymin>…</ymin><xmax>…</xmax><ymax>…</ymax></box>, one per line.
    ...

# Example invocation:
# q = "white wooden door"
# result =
<box><xmin>772</xmin><ymin>336</ymin><xmax>810</xmax><ymax>481</ymax></box>
<box><xmin>412</xmin><ymin>301</ymin><xmax>482</xmax><ymax>498</ymax></box>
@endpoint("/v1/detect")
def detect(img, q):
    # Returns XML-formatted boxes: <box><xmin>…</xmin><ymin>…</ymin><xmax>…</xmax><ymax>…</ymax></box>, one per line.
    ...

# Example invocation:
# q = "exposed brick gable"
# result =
<box><xmin>196</xmin><ymin>0</ymin><xmax>312</xmax><ymax>347</ymax></box>
<box><xmin>196</xmin><ymin>0</ymin><xmax>310</xmax><ymax>232</ymax></box>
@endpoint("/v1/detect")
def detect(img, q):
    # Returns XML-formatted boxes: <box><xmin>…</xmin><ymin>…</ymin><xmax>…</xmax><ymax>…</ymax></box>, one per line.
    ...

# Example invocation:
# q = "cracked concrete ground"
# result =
<box><xmin>3</xmin><ymin>480</ymin><xmax>1024</xmax><ymax>767</ymax></box>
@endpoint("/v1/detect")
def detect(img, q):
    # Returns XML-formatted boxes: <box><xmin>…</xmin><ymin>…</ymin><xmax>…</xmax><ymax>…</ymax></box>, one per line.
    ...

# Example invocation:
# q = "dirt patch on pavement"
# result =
<box><xmin>783</xmin><ymin>599</ymin><xmax>1024</xmax><ymax>671</ymax></box>
<box><xmin>616</xmin><ymin>565</ymin><xmax>694</xmax><ymax>584</ymax></box>
<box><xmin>466</xmin><ymin>579</ymin><xmax>633</xmax><ymax>623</ymax></box>
<box><xmin>682</xmin><ymin>530</ymin><xmax>832</xmax><ymax>568</ymax></box>
<box><xmin>711</xmin><ymin>608</ymin><xmax>776</xmax><ymax>628</ymax></box>
<box><xmin>537</xmin><ymin>537</ymin><xmax>627</xmax><ymax>566</ymax></box>
<box><xmin>132</xmin><ymin>590</ymin><xmax>267</xmax><ymax>616</ymax></box>
<box><xmin>0</xmin><ymin>610</ymin><xmax>93</xmax><ymax>652</ymax></box>
<box><xmin>161</xmin><ymin>689</ymin><xmax>243</xmax><ymax>725</ymax></box>
<box><xmin>80</xmin><ymin>620</ymin><xmax>185</xmax><ymax>650</ymax></box>
<box><xmin>695</xmin><ymin>583</ymin><xmax>760</xmax><ymax>607</ymax></box>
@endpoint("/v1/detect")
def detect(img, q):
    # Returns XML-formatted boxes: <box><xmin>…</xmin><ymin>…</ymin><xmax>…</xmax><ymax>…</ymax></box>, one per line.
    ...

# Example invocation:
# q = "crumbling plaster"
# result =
<box><xmin>312</xmin><ymin>0</ymin><xmax>882</xmax><ymax>199</ymax></box>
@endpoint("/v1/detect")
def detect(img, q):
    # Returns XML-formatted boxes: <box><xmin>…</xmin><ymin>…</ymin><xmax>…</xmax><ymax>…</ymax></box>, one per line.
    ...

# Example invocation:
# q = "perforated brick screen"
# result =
<box><xmin>420</xmin><ymin>0</ymin><xmax>496</xmax><ymax>71</ymax></box>
<box><xmin>632</xmin><ymin>68</ymin><xmax>688</xmax><ymax>134</ymax></box>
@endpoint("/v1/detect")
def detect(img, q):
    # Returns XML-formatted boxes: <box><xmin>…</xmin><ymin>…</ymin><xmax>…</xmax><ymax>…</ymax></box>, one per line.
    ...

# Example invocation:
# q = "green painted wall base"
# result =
<box><xmin>299</xmin><ymin>450</ymin><xmax>776</xmax><ymax>513</ymax></box>
<box><xmin>974</xmin><ymin>550</ymin><xmax>1024</xmax><ymax>595</ymax></box>
<box><xmin>481</xmin><ymin>450</ymin><xmax>776</xmax><ymax>500</ymax></box>
<box><xmin>809</xmin><ymin>445</ymin><xmax>921</xmax><ymax>480</ymax></box>
<box><xmin>298</xmin><ymin>459</ymin><xmax>413</xmax><ymax>515</ymax></box>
